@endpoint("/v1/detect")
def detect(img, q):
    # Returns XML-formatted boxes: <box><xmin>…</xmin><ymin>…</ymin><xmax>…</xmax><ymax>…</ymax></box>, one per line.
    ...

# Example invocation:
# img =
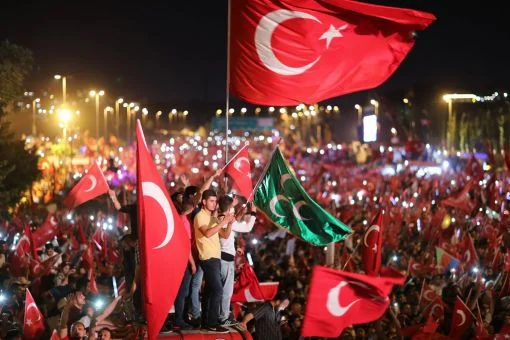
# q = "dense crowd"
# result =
<box><xmin>0</xmin><ymin>132</ymin><xmax>509</xmax><ymax>339</ymax></box>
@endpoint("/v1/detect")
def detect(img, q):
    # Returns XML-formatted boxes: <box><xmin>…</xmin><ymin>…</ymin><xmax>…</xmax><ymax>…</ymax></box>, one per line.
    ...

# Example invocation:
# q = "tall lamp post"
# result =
<box><xmin>370</xmin><ymin>99</ymin><xmax>379</xmax><ymax>115</ymax></box>
<box><xmin>32</xmin><ymin>98</ymin><xmax>40</xmax><ymax>136</ymax></box>
<box><xmin>54</xmin><ymin>75</ymin><xmax>67</xmax><ymax>105</ymax></box>
<box><xmin>355</xmin><ymin>104</ymin><xmax>362</xmax><ymax>124</ymax></box>
<box><xmin>103</xmin><ymin>106</ymin><xmax>113</xmax><ymax>138</ymax></box>
<box><xmin>115</xmin><ymin>98</ymin><xmax>124</xmax><ymax>137</ymax></box>
<box><xmin>123</xmin><ymin>102</ymin><xmax>135</xmax><ymax>143</ymax></box>
<box><xmin>89</xmin><ymin>90</ymin><xmax>105</xmax><ymax>137</ymax></box>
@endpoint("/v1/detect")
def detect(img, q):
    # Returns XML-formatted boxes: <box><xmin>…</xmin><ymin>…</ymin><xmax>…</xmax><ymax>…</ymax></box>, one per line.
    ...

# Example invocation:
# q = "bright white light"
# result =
<box><xmin>251</xmin><ymin>239</ymin><xmax>258</xmax><ymax>245</ymax></box>
<box><xmin>392</xmin><ymin>255</ymin><xmax>398</xmax><ymax>262</ymax></box>
<box><xmin>472</xmin><ymin>267</ymin><xmax>479</xmax><ymax>273</ymax></box>
<box><xmin>362</xmin><ymin>115</ymin><xmax>377</xmax><ymax>142</ymax></box>
<box><xmin>94</xmin><ymin>299</ymin><xmax>104</xmax><ymax>309</ymax></box>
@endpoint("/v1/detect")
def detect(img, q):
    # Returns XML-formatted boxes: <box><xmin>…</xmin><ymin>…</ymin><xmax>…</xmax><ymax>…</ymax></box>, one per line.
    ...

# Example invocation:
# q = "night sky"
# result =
<box><xmin>1</xmin><ymin>0</ymin><xmax>508</xmax><ymax>108</ymax></box>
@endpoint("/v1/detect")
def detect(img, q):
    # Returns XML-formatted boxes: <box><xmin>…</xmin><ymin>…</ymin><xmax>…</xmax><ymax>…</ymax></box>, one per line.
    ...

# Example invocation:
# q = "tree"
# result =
<box><xmin>0</xmin><ymin>41</ymin><xmax>40</xmax><ymax>215</ymax></box>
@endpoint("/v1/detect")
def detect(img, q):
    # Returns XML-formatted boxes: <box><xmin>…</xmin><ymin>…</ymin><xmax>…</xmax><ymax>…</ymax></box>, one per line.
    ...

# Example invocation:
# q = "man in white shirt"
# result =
<box><xmin>217</xmin><ymin>195</ymin><xmax>256</xmax><ymax>325</ymax></box>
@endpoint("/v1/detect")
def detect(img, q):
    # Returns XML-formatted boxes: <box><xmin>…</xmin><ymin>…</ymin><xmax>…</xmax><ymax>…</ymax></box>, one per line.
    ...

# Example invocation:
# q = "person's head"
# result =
<box><xmin>45</xmin><ymin>243</ymin><xmax>55</xmax><ymax>256</ymax></box>
<box><xmin>74</xmin><ymin>290</ymin><xmax>87</xmax><ymax>307</ymax></box>
<box><xmin>98</xmin><ymin>328</ymin><xmax>112</xmax><ymax>340</ymax></box>
<box><xmin>218</xmin><ymin>195</ymin><xmax>234</xmax><ymax>214</ymax></box>
<box><xmin>61</xmin><ymin>262</ymin><xmax>71</xmax><ymax>274</ymax></box>
<box><xmin>201</xmin><ymin>189</ymin><xmax>217</xmax><ymax>213</ymax></box>
<box><xmin>171</xmin><ymin>191</ymin><xmax>184</xmax><ymax>214</ymax></box>
<box><xmin>120</xmin><ymin>234</ymin><xmax>137</xmax><ymax>250</ymax></box>
<box><xmin>70</xmin><ymin>321</ymin><xmax>86</xmax><ymax>338</ymax></box>
<box><xmin>183</xmin><ymin>186</ymin><xmax>200</xmax><ymax>205</ymax></box>
<box><xmin>272</xmin><ymin>291</ymin><xmax>289</xmax><ymax>309</ymax></box>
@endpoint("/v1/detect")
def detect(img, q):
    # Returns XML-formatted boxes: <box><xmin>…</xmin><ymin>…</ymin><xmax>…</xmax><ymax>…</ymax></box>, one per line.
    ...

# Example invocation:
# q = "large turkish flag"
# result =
<box><xmin>230</xmin><ymin>0</ymin><xmax>435</xmax><ymax>105</ymax></box>
<box><xmin>301</xmin><ymin>266</ymin><xmax>405</xmax><ymax>338</ymax></box>
<box><xmin>136</xmin><ymin>120</ymin><xmax>191</xmax><ymax>339</ymax></box>
<box><xmin>361</xmin><ymin>210</ymin><xmax>383</xmax><ymax>276</ymax></box>
<box><xmin>63</xmin><ymin>162</ymin><xmax>109</xmax><ymax>209</ymax></box>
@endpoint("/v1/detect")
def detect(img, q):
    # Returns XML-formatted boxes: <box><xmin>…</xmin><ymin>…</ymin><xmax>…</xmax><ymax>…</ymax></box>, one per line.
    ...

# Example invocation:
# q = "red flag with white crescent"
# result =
<box><xmin>32</xmin><ymin>213</ymin><xmax>59</xmax><ymax>249</ymax></box>
<box><xmin>230</xmin><ymin>0</ymin><xmax>435</xmax><ymax>105</ymax></box>
<box><xmin>63</xmin><ymin>162</ymin><xmax>110</xmax><ymax>209</ymax></box>
<box><xmin>301</xmin><ymin>266</ymin><xmax>405</xmax><ymax>338</ymax></box>
<box><xmin>136</xmin><ymin>120</ymin><xmax>190</xmax><ymax>339</ymax></box>
<box><xmin>449</xmin><ymin>296</ymin><xmax>474</xmax><ymax>339</ymax></box>
<box><xmin>224</xmin><ymin>143</ymin><xmax>253</xmax><ymax>199</ymax></box>
<box><xmin>361</xmin><ymin>210</ymin><xmax>383</xmax><ymax>276</ymax></box>
<box><xmin>23</xmin><ymin>288</ymin><xmax>45</xmax><ymax>339</ymax></box>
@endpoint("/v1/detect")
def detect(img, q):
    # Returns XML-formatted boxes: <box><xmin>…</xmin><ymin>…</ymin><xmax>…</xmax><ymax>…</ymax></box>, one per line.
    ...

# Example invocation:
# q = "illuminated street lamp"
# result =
<box><xmin>355</xmin><ymin>104</ymin><xmax>362</xmax><ymax>123</ymax></box>
<box><xmin>123</xmin><ymin>102</ymin><xmax>135</xmax><ymax>143</ymax></box>
<box><xmin>115</xmin><ymin>98</ymin><xmax>124</xmax><ymax>137</ymax></box>
<box><xmin>370</xmin><ymin>99</ymin><xmax>379</xmax><ymax>115</ymax></box>
<box><xmin>103</xmin><ymin>106</ymin><xmax>113</xmax><ymax>137</ymax></box>
<box><xmin>89</xmin><ymin>90</ymin><xmax>105</xmax><ymax>137</ymax></box>
<box><xmin>32</xmin><ymin>98</ymin><xmax>40</xmax><ymax>136</ymax></box>
<box><xmin>156</xmin><ymin>110</ymin><xmax>162</xmax><ymax>129</ymax></box>
<box><xmin>54</xmin><ymin>74</ymin><xmax>67</xmax><ymax>104</ymax></box>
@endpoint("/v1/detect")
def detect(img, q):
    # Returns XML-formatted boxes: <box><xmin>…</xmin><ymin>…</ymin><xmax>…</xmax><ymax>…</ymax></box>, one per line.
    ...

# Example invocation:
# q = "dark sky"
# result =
<box><xmin>1</xmin><ymin>0</ymin><xmax>508</xmax><ymax>107</ymax></box>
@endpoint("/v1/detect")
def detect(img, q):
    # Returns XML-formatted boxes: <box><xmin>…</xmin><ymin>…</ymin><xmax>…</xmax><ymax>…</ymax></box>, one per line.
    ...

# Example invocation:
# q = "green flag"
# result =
<box><xmin>254</xmin><ymin>147</ymin><xmax>351</xmax><ymax>246</ymax></box>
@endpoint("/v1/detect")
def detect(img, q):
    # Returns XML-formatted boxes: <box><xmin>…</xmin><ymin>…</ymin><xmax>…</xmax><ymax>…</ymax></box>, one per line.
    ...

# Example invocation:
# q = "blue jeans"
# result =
<box><xmin>199</xmin><ymin>258</ymin><xmax>222</xmax><ymax>327</ymax></box>
<box><xmin>174</xmin><ymin>266</ymin><xmax>191</xmax><ymax>324</ymax></box>
<box><xmin>220</xmin><ymin>259</ymin><xmax>235</xmax><ymax>322</ymax></box>
<box><xmin>188</xmin><ymin>264</ymin><xmax>203</xmax><ymax>319</ymax></box>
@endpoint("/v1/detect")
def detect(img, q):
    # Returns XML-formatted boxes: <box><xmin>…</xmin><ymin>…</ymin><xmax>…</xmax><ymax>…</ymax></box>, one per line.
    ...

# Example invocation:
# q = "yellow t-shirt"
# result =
<box><xmin>193</xmin><ymin>208</ymin><xmax>221</xmax><ymax>260</ymax></box>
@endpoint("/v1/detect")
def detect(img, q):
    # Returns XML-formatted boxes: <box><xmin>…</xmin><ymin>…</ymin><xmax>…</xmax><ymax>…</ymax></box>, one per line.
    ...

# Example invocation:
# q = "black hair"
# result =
<box><xmin>201</xmin><ymin>189</ymin><xmax>217</xmax><ymax>201</ymax></box>
<box><xmin>218</xmin><ymin>195</ymin><xmax>234</xmax><ymax>214</ymax></box>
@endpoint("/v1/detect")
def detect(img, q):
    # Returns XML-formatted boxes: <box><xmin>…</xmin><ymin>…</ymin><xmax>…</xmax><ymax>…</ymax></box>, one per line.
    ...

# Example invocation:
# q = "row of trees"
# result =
<box><xmin>0</xmin><ymin>41</ymin><xmax>40</xmax><ymax>216</ymax></box>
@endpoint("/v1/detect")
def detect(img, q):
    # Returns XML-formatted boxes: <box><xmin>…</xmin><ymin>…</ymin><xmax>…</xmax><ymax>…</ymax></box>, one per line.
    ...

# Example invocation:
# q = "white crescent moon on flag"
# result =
<box><xmin>464</xmin><ymin>250</ymin><xmax>471</xmax><ymax>264</ymax></box>
<box><xmin>292</xmin><ymin>201</ymin><xmax>311</xmax><ymax>221</ymax></box>
<box><xmin>326</xmin><ymin>281</ymin><xmax>360</xmax><ymax>317</ymax></box>
<box><xmin>83</xmin><ymin>175</ymin><xmax>97</xmax><ymax>192</ymax></box>
<box><xmin>363</xmin><ymin>225</ymin><xmax>380</xmax><ymax>247</ymax></box>
<box><xmin>269</xmin><ymin>195</ymin><xmax>289</xmax><ymax>218</ymax></box>
<box><xmin>233</xmin><ymin>157</ymin><xmax>250</xmax><ymax>176</ymax></box>
<box><xmin>142</xmin><ymin>181</ymin><xmax>175</xmax><ymax>250</ymax></box>
<box><xmin>412</xmin><ymin>263</ymin><xmax>421</xmax><ymax>271</ymax></box>
<box><xmin>26</xmin><ymin>302</ymin><xmax>41</xmax><ymax>322</ymax></box>
<box><xmin>50</xmin><ymin>216</ymin><xmax>57</xmax><ymax>226</ymax></box>
<box><xmin>423</xmin><ymin>290</ymin><xmax>435</xmax><ymax>301</ymax></box>
<box><xmin>244</xmin><ymin>287</ymin><xmax>262</xmax><ymax>302</ymax></box>
<box><xmin>457</xmin><ymin>310</ymin><xmax>466</xmax><ymax>326</ymax></box>
<box><xmin>255</xmin><ymin>9</ymin><xmax>321</xmax><ymax>76</ymax></box>
<box><xmin>431</xmin><ymin>304</ymin><xmax>442</xmax><ymax>317</ymax></box>
<box><xmin>280</xmin><ymin>173</ymin><xmax>293</xmax><ymax>189</ymax></box>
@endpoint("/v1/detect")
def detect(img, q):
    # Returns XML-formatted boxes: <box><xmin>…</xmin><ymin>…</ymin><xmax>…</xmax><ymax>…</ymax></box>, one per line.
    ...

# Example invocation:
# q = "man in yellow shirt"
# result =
<box><xmin>193</xmin><ymin>189</ymin><xmax>233</xmax><ymax>333</ymax></box>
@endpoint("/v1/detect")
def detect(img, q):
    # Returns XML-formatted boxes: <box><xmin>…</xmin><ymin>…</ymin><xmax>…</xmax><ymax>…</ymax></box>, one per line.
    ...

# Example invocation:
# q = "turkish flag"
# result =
<box><xmin>231</xmin><ymin>263</ymin><xmax>279</xmax><ymax>303</ymax></box>
<box><xmin>301</xmin><ymin>266</ymin><xmax>405</xmax><ymax>337</ymax></box>
<box><xmin>462</xmin><ymin>234</ymin><xmax>478</xmax><ymax>269</ymax></box>
<box><xmin>441</xmin><ymin>180</ymin><xmax>476</xmax><ymax>214</ymax></box>
<box><xmin>32</xmin><ymin>213</ymin><xmax>59</xmax><ymax>249</ymax></box>
<box><xmin>136</xmin><ymin>120</ymin><xmax>191</xmax><ymax>339</ymax></box>
<box><xmin>225</xmin><ymin>144</ymin><xmax>253</xmax><ymax>199</ymax></box>
<box><xmin>88</xmin><ymin>269</ymin><xmax>99</xmax><ymax>294</ymax></box>
<box><xmin>450</xmin><ymin>296</ymin><xmax>474</xmax><ymax>339</ymax></box>
<box><xmin>23</xmin><ymin>288</ymin><xmax>45</xmax><ymax>339</ymax></box>
<box><xmin>63</xmin><ymin>162</ymin><xmax>109</xmax><ymax>209</ymax></box>
<box><xmin>230</xmin><ymin>0</ymin><xmax>436</xmax><ymax>105</ymax></box>
<box><xmin>361</xmin><ymin>210</ymin><xmax>383</xmax><ymax>276</ymax></box>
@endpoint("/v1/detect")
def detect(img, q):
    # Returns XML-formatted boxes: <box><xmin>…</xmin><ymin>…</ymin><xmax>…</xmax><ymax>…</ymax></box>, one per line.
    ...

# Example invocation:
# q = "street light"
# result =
<box><xmin>142</xmin><ymin>108</ymin><xmax>149</xmax><ymax>123</ymax></box>
<box><xmin>89</xmin><ymin>90</ymin><xmax>105</xmax><ymax>137</ymax></box>
<box><xmin>32</xmin><ymin>98</ymin><xmax>40</xmax><ymax>136</ymax></box>
<box><xmin>403</xmin><ymin>98</ymin><xmax>409</xmax><ymax>104</ymax></box>
<box><xmin>156</xmin><ymin>110</ymin><xmax>162</xmax><ymax>129</ymax></box>
<box><xmin>115</xmin><ymin>98</ymin><xmax>124</xmax><ymax>137</ymax></box>
<box><xmin>442</xmin><ymin>93</ymin><xmax>479</xmax><ymax>150</ymax></box>
<box><xmin>58</xmin><ymin>108</ymin><xmax>72</xmax><ymax>142</ymax></box>
<box><xmin>123</xmin><ymin>102</ymin><xmax>135</xmax><ymax>143</ymax></box>
<box><xmin>103</xmin><ymin>106</ymin><xmax>113</xmax><ymax>137</ymax></box>
<box><xmin>370</xmin><ymin>99</ymin><xmax>379</xmax><ymax>115</ymax></box>
<box><xmin>355</xmin><ymin>104</ymin><xmax>362</xmax><ymax>123</ymax></box>
<box><xmin>54</xmin><ymin>74</ymin><xmax>67</xmax><ymax>105</ymax></box>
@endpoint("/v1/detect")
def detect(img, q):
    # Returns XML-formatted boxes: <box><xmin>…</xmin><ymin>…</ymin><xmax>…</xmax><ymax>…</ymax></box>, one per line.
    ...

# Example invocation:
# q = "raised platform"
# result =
<box><xmin>156</xmin><ymin>326</ymin><xmax>253</xmax><ymax>340</ymax></box>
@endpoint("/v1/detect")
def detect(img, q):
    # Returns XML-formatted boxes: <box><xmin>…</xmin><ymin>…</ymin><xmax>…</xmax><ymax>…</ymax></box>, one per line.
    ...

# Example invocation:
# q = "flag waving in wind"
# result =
<box><xmin>64</xmin><ymin>162</ymin><xmax>109</xmax><ymax>209</ymax></box>
<box><xmin>224</xmin><ymin>143</ymin><xmax>253</xmax><ymax>199</ymax></box>
<box><xmin>230</xmin><ymin>0</ymin><xmax>436</xmax><ymax>105</ymax></box>
<box><xmin>254</xmin><ymin>147</ymin><xmax>351</xmax><ymax>245</ymax></box>
<box><xmin>136</xmin><ymin>121</ymin><xmax>191</xmax><ymax>339</ymax></box>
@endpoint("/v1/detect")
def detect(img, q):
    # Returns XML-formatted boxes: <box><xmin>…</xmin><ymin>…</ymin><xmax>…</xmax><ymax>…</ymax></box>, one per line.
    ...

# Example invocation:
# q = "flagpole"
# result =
<box><xmin>342</xmin><ymin>239</ymin><xmax>360</xmax><ymax>270</ymax></box>
<box><xmin>246</xmin><ymin>145</ymin><xmax>279</xmax><ymax>202</ymax></box>
<box><xmin>224</xmin><ymin>0</ymin><xmax>232</xmax><ymax>167</ymax></box>
<box><xmin>218</xmin><ymin>142</ymin><xmax>249</xmax><ymax>174</ymax></box>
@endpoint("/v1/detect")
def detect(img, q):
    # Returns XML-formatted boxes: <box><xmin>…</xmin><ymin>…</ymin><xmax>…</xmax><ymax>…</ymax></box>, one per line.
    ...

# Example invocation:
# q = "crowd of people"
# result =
<box><xmin>0</xmin><ymin>131</ymin><xmax>509</xmax><ymax>339</ymax></box>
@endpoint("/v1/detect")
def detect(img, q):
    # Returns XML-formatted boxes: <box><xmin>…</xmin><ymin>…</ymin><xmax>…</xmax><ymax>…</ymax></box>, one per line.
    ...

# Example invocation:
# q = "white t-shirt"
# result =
<box><xmin>220</xmin><ymin>216</ymin><xmax>256</xmax><ymax>256</ymax></box>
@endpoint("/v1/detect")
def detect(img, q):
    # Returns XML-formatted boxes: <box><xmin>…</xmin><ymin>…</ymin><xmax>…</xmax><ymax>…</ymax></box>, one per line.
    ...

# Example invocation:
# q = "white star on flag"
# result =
<box><xmin>320</xmin><ymin>24</ymin><xmax>348</xmax><ymax>48</ymax></box>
